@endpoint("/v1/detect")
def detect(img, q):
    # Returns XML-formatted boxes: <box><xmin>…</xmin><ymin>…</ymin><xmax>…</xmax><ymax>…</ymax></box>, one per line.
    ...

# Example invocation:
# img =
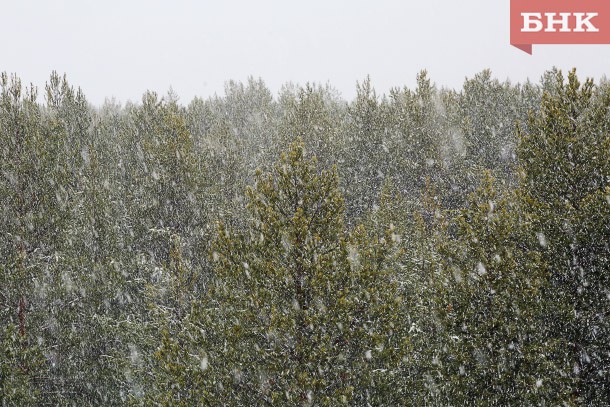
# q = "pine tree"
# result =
<box><xmin>128</xmin><ymin>91</ymin><xmax>210</xmax><ymax>270</ymax></box>
<box><xmin>278</xmin><ymin>83</ymin><xmax>345</xmax><ymax>167</ymax></box>
<box><xmin>517</xmin><ymin>69</ymin><xmax>610</xmax><ymax>404</ymax></box>
<box><xmin>432</xmin><ymin>173</ymin><xmax>571</xmax><ymax>405</ymax></box>
<box><xmin>152</xmin><ymin>139</ymin><xmax>408</xmax><ymax>405</ymax></box>
<box><xmin>0</xmin><ymin>73</ymin><xmax>53</xmax><ymax>403</ymax></box>
<box><xmin>341</xmin><ymin>76</ymin><xmax>394</xmax><ymax>219</ymax></box>
<box><xmin>385</xmin><ymin>71</ymin><xmax>445</xmax><ymax>199</ymax></box>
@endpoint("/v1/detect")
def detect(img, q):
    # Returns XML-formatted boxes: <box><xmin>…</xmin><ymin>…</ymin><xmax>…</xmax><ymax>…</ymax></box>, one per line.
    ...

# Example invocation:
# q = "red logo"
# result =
<box><xmin>510</xmin><ymin>0</ymin><xmax>610</xmax><ymax>54</ymax></box>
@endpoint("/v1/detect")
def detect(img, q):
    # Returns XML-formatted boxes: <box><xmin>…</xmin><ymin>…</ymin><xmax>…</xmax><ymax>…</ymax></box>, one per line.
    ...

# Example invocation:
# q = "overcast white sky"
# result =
<box><xmin>2</xmin><ymin>0</ymin><xmax>610</xmax><ymax>105</ymax></box>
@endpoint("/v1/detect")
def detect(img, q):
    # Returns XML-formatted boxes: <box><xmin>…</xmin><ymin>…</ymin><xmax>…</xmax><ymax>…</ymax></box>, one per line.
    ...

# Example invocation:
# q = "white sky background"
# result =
<box><xmin>2</xmin><ymin>0</ymin><xmax>610</xmax><ymax>105</ymax></box>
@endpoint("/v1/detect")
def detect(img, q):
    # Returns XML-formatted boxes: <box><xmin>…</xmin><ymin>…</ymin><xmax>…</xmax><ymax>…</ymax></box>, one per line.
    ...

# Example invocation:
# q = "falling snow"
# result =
<box><xmin>1</xmin><ymin>68</ymin><xmax>609</xmax><ymax>405</ymax></box>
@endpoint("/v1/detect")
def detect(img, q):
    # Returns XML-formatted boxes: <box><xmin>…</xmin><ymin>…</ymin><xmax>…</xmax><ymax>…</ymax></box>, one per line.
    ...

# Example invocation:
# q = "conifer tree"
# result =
<box><xmin>342</xmin><ymin>76</ymin><xmax>388</xmax><ymax>218</ymax></box>
<box><xmin>386</xmin><ymin>71</ymin><xmax>444</xmax><ymax>193</ymax></box>
<box><xmin>518</xmin><ymin>69</ymin><xmax>610</xmax><ymax>404</ymax></box>
<box><xmin>152</xmin><ymin>139</ymin><xmax>408</xmax><ymax>405</ymax></box>
<box><xmin>128</xmin><ymin>91</ymin><xmax>210</xmax><ymax>269</ymax></box>
<box><xmin>432</xmin><ymin>174</ymin><xmax>570</xmax><ymax>405</ymax></box>
<box><xmin>0</xmin><ymin>73</ymin><xmax>52</xmax><ymax>403</ymax></box>
<box><xmin>278</xmin><ymin>83</ymin><xmax>345</xmax><ymax>167</ymax></box>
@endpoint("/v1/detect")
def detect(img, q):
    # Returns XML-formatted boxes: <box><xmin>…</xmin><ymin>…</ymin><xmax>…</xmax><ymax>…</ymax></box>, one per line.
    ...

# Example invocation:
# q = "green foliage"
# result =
<box><xmin>2</xmin><ymin>68</ymin><xmax>609</xmax><ymax>405</ymax></box>
<box><xmin>133</xmin><ymin>92</ymin><xmax>208</xmax><ymax>239</ymax></box>
<box><xmin>279</xmin><ymin>83</ymin><xmax>345</xmax><ymax>167</ymax></box>
<box><xmin>385</xmin><ymin>71</ymin><xmax>445</xmax><ymax>197</ymax></box>
<box><xmin>152</xmin><ymin>140</ymin><xmax>408</xmax><ymax>405</ymax></box>
<box><xmin>518</xmin><ymin>69</ymin><xmax>610</xmax><ymax>405</ymax></box>
<box><xmin>0</xmin><ymin>324</ymin><xmax>44</xmax><ymax>406</ymax></box>
<box><xmin>431</xmin><ymin>174</ymin><xmax>573</xmax><ymax>405</ymax></box>
<box><xmin>341</xmin><ymin>76</ymin><xmax>387</xmax><ymax>217</ymax></box>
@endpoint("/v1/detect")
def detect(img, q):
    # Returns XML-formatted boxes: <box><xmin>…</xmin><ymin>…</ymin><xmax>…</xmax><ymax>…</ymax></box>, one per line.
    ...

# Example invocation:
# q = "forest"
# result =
<box><xmin>1</xmin><ymin>68</ymin><xmax>610</xmax><ymax>406</ymax></box>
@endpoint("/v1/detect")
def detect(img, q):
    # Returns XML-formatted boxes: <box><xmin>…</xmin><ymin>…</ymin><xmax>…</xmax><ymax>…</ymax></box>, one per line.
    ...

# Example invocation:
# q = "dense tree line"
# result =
<box><xmin>1</xmin><ymin>68</ymin><xmax>609</xmax><ymax>405</ymax></box>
